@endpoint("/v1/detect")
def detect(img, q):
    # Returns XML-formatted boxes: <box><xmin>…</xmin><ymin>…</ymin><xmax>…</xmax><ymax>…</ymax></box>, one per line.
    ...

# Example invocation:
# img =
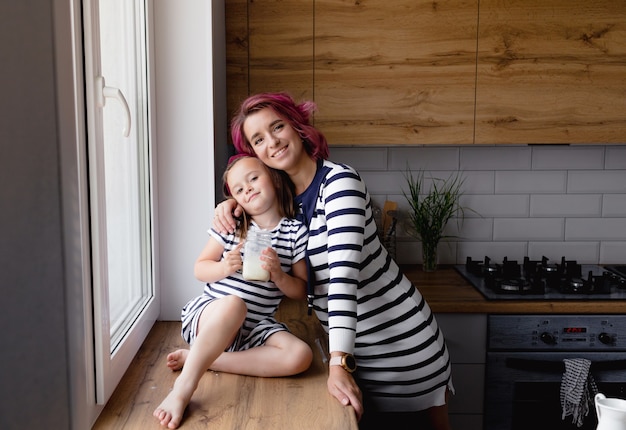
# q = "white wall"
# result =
<box><xmin>154</xmin><ymin>0</ymin><xmax>227</xmax><ymax>321</ymax></box>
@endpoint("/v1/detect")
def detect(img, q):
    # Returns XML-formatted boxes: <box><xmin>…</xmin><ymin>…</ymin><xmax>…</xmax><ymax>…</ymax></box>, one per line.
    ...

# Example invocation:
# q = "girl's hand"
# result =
<box><xmin>327</xmin><ymin>366</ymin><xmax>363</xmax><ymax>421</ymax></box>
<box><xmin>261</xmin><ymin>247</ymin><xmax>283</xmax><ymax>283</ymax></box>
<box><xmin>213</xmin><ymin>199</ymin><xmax>242</xmax><ymax>234</ymax></box>
<box><xmin>222</xmin><ymin>242</ymin><xmax>244</xmax><ymax>276</ymax></box>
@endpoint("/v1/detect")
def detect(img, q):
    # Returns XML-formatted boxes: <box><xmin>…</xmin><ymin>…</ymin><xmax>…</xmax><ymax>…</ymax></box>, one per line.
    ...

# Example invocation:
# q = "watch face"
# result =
<box><xmin>344</xmin><ymin>355</ymin><xmax>357</xmax><ymax>371</ymax></box>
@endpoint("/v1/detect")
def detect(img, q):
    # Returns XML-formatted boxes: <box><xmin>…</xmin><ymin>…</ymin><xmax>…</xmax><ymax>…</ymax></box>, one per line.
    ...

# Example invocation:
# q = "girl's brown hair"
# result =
<box><xmin>222</xmin><ymin>155</ymin><xmax>296</xmax><ymax>239</ymax></box>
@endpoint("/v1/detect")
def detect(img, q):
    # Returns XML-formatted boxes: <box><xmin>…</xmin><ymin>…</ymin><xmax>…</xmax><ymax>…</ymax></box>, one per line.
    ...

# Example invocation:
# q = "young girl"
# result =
<box><xmin>214</xmin><ymin>93</ymin><xmax>455</xmax><ymax>430</ymax></box>
<box><xmin>153</xmin><ymin>155</ymin><xmax>313</xmax><ymax>429</ymax></box>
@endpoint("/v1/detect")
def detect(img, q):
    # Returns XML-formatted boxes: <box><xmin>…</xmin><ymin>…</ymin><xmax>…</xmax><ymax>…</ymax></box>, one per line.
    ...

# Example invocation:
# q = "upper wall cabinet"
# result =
<box><xmin>248</xmin><ymin>0</ymin><xmax>314</xmax><ymax>100</ymax></box>
<box><xmin>314</xmin><ymin>0</ymin><xmax>478</xmax><ymax>145</ymax></box>
<box><xmin>225</xmin><ymin>1</ymin><xmax>626</xmax><ymax>145</ymax></box>
<box><xmin>225</xmin><ymin>0</ymin><xmax>249</xmax><ymax>117</ymax></box>
<box><xmin>475</xmin><ymin>0</ymin><xmax>626</xmax><ymax>144</ymax></box>
<box><xmin>225</xmin><ymin>0</ymin><xmax>314</xmax><ymax>120</ymax></box>
<box><xmin>226</xmin><ymin>0</ymin><xmax>477</xmax><ymax>146</ymax></box>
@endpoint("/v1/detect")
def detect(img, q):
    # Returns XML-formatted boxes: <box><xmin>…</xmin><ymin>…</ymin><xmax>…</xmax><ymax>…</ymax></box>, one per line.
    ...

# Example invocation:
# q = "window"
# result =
<box><xmin>57</xmin><ymin>1</ymin><xmax>219</xmax><ymax>426</ymax></box>
<box><xmin>83</xmin><ymin>0</ymin><xmax>158</xmax><ymax>404</ymax></box>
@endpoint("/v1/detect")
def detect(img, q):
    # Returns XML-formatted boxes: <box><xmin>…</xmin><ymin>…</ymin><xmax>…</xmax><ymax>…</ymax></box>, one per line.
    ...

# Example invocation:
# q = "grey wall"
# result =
<box><xmin>0</xmin><ymin>2</ymin><xmax>71</xmax><ymax>428</ymax></box>
<box><xmin>331</xmin><ymin>145</ymin><xmax>626</xmax><ymax>265</ymax></box>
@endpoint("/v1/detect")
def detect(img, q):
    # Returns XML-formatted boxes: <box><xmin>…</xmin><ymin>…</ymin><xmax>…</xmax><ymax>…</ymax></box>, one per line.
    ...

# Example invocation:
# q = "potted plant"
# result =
<box><xmin>403</xmin><ymin>169</ymin><xmax>470</xmax><ymax>271</ymax></box>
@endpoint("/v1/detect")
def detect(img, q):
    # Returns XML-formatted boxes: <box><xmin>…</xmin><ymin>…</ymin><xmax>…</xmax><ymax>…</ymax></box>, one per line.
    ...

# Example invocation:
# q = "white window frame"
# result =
<box><xmin>55</xmin><ymin>0</ymin><xmax>220</xmax><ymax>427</ymax></box>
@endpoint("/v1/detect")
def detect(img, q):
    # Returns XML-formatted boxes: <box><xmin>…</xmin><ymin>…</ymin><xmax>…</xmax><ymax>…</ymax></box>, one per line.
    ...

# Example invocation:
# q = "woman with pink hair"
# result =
<box><xmin>214</xmin><ymin>92</ymin><xmax>454</xmax><ymax>430</ymax></box>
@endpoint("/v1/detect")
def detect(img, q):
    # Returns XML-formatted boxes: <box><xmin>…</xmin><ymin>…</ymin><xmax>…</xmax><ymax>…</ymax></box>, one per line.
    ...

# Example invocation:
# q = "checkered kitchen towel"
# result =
<box><xmin>560</xmin><ymin>358</ymin><xmax>599</xmax><ymax>427</ymax></box>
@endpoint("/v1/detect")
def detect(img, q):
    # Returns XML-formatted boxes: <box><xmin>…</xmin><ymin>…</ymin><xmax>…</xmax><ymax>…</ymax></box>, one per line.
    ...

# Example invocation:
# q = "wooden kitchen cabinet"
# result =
<box><xmin>248</xmin><ymin>0</ymin><xmax>314</xmax><ymax>100</ymax></box>
<box><xmin>225</xmin><ymin>1</ymin><xmax>626</xmax><ymax>145</ymax></box>
<box><xmin>314</xmin><ymin>0</ymin><xmax>477</xmax><ymax>145</ymax></box>
<box><xmin>225</xmin><ymin>0</ymin><xmax>314</xmax><ymax>119</ymax></box>
<box><xmin>225</xmin><ymin>0</ymin><xmax>477</xmax><ymax>145</ymax></box>
<box><xmin>475</xmin><ymin>0</ymin><xmax>626</xmax><ymax>144</ymax></box>
<box><xmin>225</xmin><ymin>0</ymin><xmax>248</xmax><ymax>116</ymax></box>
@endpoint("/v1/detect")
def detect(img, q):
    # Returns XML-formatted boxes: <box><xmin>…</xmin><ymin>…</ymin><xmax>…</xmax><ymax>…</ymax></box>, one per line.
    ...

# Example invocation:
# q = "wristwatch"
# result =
<box><xmin>329</xmin><ymin>353</ymin><xmax>357</xmax><ymax>373</ymax></box>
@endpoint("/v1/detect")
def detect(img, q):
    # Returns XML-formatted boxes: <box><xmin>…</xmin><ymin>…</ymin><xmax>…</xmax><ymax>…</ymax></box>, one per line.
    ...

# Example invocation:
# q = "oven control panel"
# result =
<box><xmin>488</xmin><ymin>315</ymin><xmax>626</xmax><ymax>351</ymax></box>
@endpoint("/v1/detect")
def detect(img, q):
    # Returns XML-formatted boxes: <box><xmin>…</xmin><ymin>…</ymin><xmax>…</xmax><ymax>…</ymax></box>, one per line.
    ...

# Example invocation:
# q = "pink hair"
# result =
<box><xmin>230</xmin><ymin>92</ymin><xmax>330</xmax><ymax>161</ymax></box>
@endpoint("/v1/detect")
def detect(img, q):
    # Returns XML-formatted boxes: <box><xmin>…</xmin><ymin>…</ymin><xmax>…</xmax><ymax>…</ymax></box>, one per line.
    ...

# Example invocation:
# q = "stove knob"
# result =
<box><xmin>598</xmin><ymin>332</ymin><xmax>615</xmax><ymax>345</ymax></box>
<box><xmin>540</xmin><ymin>332</ymin><xmax>556</xmax><ymax>345</ymax></box>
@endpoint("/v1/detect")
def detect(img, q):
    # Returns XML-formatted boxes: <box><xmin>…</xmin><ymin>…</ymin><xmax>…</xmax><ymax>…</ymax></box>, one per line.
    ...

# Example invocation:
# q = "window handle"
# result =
<box><xmin>96</xmin><ymin>76</ymin><xmax>131</xmax><ymax>137</ymax></box>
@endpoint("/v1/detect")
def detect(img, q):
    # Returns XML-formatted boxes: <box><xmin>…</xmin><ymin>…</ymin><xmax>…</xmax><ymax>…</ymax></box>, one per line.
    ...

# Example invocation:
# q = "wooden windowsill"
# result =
<box><xmin>93</xmin><ymin>298</ymin><xmax>358</xmax><ymax>430</ymax></box>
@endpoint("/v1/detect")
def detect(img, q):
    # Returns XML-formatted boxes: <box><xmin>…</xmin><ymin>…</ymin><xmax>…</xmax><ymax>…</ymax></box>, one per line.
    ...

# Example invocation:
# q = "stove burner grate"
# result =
<box><xmin>462</xmin><ymin>255</ymin><xmax>626</xmax><ymax>298</ymax></box>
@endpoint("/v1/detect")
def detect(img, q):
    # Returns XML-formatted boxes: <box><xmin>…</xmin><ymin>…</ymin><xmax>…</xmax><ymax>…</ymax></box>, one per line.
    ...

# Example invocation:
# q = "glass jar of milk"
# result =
<box><xmin>242</xmin><ymin>230</ymin><xmax>272</xmax><ymax>282</ymax></box>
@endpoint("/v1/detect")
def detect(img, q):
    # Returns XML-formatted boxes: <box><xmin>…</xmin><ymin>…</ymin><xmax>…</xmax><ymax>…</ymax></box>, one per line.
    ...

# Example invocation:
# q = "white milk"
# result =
<box><xmin>242</xmin><ymin>230</ymin><xmax>272</xmax><ymax>282</ymax></box>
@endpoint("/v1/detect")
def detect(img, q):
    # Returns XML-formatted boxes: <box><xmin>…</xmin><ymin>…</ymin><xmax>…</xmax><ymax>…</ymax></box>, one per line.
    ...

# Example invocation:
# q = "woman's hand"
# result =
<box><xmin>327</xmin><ymin>366</ymin><xmax>363</xmax><ymax>421</ymax></box>
<box><xmin>213</xmin><ymin>199</ymin><xmax>242</xmax><ymax>234</ymax></box>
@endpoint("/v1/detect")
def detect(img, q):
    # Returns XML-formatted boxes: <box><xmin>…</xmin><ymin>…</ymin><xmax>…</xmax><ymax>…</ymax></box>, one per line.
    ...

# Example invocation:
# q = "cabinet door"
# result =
<box><xmin>225</xmin><ymin>0</ymin><xmax>249</xmax><ymax>115</ymax></box>
<box><xmin>250</xmin><ymin>0</ymin><xmax>314</xmax><ymax>100</ymax></box>
<box><xmin>476</xmin><ymin>0</ymin><xmax>626</xmax><ymax>144</ymax></box>
<box><xmin>315</xmin><ymin>0</ymin><xmax>478</xmax><ymax>145</ymax></box>
<box><xmin>226</xmin><ymin>0</ymin><xmax>314</xmax><ymax>128</ymax></box>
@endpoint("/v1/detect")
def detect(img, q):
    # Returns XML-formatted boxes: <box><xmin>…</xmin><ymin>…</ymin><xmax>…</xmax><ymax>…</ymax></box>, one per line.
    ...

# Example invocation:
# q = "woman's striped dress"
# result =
<box><xmin>180</xmin><ymin>219</ymin><xmax>308</xmax><ymax>351</ymax></box>
<box><xmin>295</xmin><ymin>160</ymin><xmax>454</xmax><ymax>412</ymax></box>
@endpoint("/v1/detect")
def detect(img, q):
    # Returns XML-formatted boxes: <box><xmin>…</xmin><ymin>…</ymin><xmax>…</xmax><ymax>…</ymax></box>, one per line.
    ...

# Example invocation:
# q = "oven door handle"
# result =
<box><xmin>505</xmin><ymin>357</ymin><xmax>626</xmax><ymax>372</ymax></box>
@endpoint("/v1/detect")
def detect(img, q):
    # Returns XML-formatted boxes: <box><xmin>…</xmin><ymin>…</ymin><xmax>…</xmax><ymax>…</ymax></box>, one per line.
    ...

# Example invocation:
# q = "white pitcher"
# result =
<box><xmin>595</xmin><ymin>393</ymin><xmax>626</xmax><ymax>430</ymax></box>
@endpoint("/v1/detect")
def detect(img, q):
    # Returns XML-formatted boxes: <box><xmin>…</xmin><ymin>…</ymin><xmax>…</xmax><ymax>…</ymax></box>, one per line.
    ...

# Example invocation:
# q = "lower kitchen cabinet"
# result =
<box><xmin>436</xmin><ymin>313</ymin><xmax>487</xmax><ymax>430</ymax></box>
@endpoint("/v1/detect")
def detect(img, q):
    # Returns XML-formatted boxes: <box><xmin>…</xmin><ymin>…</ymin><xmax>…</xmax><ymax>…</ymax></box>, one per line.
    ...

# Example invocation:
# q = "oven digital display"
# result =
<box><xmin>563</xmin><ymin>327</ymin><xmax>587</xmax><ymax>334</ymax></box>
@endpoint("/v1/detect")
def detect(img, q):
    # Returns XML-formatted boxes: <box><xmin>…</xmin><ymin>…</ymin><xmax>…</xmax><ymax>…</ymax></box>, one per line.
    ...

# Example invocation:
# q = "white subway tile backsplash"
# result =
<box><xmin>605</xmin><ymin>146</ymin><xmax>626</xmax><ymax>169</ymax></box>
<box><xmin>602</xmin><ymin>194</ymin><xmax>626</xmax><ymax>217</ymax></box>
<box><xmin>495</xmin><ymin>171</ymin><xmax>567</xmax><ymax>193</ymax></box>
<box><xmin>396</xmin><ymin>240</ymin><xmax>458</xmax><ymax>265</ymax></box>
<box><xmin>463</xmin><ymin>171</ymin><xmax>496</xmax><ymax>194</ymax></box>
<box><xmin>330</xmin><ymin>147</ymin><xmax>389</xmax><ymax>170</ymax></box>
<box><xmin>360</xmin><ymin>171</ymin><xmax>406</xmax><ymax>194</ymax></box>
<box><xmin>494</xmin><ymin>218</ymin><xmax>565</xmax><ymax>241</ymax></box>
<box><xmin>531</xmin><ymin>146</ymin><xmax>604</xmax><ymax>170</ymax></box>
<box><xmin>457</xmin><ymin>242</ymin><xmax>528</xmax><ymax>263</ymax></box>
<box><xmin>460</xmin><ymin>147</ymin><xmax>531</xmax><ymax>170</ymax></box>
<box><xmin>388</xmin><ymin>147</ymin><xmax>460</xmax><ymax>171</ymax></box>
<box><xmin>455</xmin><ymin>218</ymin><xmax>494</xmax><ymax>241</ymax></box>
<box><xmin>393</xmin><ymin>200</ymin><xmax>468</xmax><ymax>239</ymax></box>
<box><xmin>462</xmin><ymin>195</ymin><xmax>529</xmax><ymax>217</ymax></box>
<box><xmin>343</xmin><ymin>144</ymin><xmax>624</xmax><ymax>265</ymax></box>
<box><xmin>530</xmin><ymin>195</ymin><xmax>602</xmax><ymax>217</ymax></box>
<box><xmin>527</xmin><ymin>242</ymin><xmax>600</xmax><ymax>263</ymax></box>
<box><xmin>600</xmin><ymin>242</ymin><xmax>626</xmax><ymax>264</ymax></box>
<box><xmin>568</xmin><ymin>171</ymin><xmax>626</xmax><ymax>193</ymax></box>
<box><xmin>566</xmin><ymin>218</ymin><xmax>626</xmax><ymax>240</ymax></box>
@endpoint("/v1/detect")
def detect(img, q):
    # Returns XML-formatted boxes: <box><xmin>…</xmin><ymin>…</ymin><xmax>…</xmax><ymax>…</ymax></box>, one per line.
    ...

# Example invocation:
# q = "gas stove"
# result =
<box><xmin>455</xmin><ymin>256</ymin><xmax>626</xmax><ymax>300</ymax></box>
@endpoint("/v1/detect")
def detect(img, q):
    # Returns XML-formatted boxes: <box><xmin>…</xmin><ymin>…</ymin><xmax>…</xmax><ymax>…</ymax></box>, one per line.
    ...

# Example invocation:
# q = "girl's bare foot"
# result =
<box><xmin>153</xmin><ymin>379</ymin><xmax>194</xmax><ymax>429</ymax></box>
<box><xmin>167</xmin><ymin>349</ymin><xmax>189</xmax><ymax>371</ymax></box>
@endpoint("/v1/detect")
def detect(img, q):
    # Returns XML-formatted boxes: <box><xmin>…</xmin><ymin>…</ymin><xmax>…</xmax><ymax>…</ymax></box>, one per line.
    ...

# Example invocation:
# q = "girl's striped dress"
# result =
<box><xmin>180</xmin><ymin>219</ymin><xmax>308</xmax><ymax>351</ymax></box>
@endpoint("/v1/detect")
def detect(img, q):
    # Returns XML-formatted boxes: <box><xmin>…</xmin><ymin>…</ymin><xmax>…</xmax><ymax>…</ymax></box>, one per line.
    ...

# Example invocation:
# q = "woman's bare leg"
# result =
<box><xmin>153</xmin><ymin>295</ymin><xmax>247</xmax><ymax>429</ymax></box>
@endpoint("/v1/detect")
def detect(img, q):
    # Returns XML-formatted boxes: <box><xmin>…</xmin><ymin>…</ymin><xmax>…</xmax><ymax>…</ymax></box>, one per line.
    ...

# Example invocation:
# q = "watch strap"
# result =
<box><xmin>329</xmin><ymin>356</ymin><xmax>343</xmax><ymax>367</ymax></box>
<box><xmin>329</xmin><ymin>354</ymin><xmax>356</xmax><ymax>372</ymax></box>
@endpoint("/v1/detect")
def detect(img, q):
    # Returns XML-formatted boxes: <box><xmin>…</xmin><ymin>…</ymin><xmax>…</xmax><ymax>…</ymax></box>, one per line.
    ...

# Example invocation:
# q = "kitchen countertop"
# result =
<box><xmin>401</xmin><ymin>265</ymin><xmax>626</xmax><ymax>314</ymax></box>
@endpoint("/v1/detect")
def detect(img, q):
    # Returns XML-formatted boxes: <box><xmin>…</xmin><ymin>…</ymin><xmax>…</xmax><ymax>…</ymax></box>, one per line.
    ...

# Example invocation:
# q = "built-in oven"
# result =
<box><xmin>485</xmin><ymin>315</ymin><xmax>626</xmax><ymax>430</ymax></box>
<box><xmin>454</xmin><ymin>256</ymin><xmax>626</xmax><ymax>430</ymax></box>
